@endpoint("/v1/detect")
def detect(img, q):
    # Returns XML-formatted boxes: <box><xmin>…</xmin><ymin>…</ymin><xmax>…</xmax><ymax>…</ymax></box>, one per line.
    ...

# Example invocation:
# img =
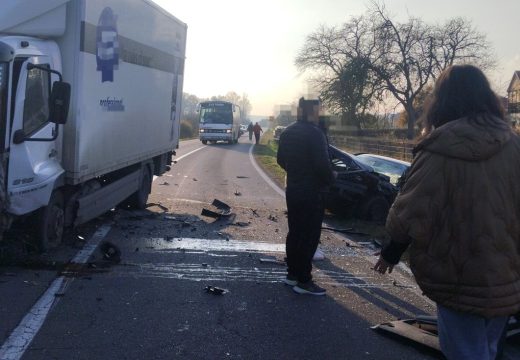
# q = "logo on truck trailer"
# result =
<box><xmin>96</xmin><ymin>7</ymin><xmax>120</xmax><ymax>83</ymax></box>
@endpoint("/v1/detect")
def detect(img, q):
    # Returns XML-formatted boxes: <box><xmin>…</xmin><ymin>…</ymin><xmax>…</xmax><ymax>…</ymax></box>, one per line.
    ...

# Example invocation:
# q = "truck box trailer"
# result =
<box><xmin>0</xmin><ymin>0</ymin><xmax>187</xmax><ymax>250</ymax></box>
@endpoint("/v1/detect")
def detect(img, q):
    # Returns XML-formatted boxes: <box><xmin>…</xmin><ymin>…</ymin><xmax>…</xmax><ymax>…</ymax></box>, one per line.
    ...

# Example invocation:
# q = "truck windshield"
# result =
<box><xmin>0</xmin><ymin>63</ymin><xmax>8</xmax><ymax>151</ymax></box>
<box><xmin>199</xmin><ymin>103</ymin><xmax>233</xmax><ymax>125</ymax></box>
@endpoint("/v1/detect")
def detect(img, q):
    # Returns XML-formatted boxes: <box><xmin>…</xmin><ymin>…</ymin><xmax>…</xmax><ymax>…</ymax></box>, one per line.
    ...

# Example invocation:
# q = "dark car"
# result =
<box><xmin>355</xmin><ymin>153</ymin><xmax>410</xmax><ymax>187</ymax></box>
<box><xmin>325</xmin><ymin>146</ymin><xmax>407</xmax><ymax>222</ymax></box>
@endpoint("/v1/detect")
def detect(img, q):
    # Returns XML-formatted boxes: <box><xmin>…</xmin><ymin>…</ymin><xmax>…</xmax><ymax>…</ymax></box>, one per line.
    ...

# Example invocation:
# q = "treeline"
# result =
<box><xmin>180</xmin><ymin>92</ymin><xmax>252</xmax><ymax>139</ymax></box>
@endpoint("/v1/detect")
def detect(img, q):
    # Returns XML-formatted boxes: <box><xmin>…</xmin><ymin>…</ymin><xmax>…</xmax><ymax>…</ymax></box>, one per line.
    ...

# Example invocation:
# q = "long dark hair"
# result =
<box><xmin>421</xmin><ymin>65</ymin><xmax>506</xmax><ymax>134</ymax></box>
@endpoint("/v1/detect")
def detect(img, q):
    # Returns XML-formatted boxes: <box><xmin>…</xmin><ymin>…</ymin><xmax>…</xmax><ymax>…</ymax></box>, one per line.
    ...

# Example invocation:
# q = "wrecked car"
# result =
<box><xmin>325</xmin><ymin>146</ymin><xmax>408</xmax><ymax>222</ymax></box>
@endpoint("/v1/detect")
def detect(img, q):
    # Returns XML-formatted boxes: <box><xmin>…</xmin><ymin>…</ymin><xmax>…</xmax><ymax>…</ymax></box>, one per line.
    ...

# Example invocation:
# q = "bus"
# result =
<box><xmin>198</xmin><ymin>101</ymin><xmax>241</xmax><ymax>144</ymax></box>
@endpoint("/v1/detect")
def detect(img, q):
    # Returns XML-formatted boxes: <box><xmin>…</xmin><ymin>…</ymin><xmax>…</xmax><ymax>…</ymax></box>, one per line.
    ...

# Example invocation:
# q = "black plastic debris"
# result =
<box><xmin>321</xmin><ymin>226</ymin><xmax>369</xmax><ymax>236</ymax></box>
<box><xmin>268</xmin><ymin>215</ymin><xmax>278</xmax><ymax>222</ymax></box>
<box><xmin>159</xmin><ymin>182</ymin><xmax>170</xmax><ymax>186</ymax></box>
<box><xmin>204</xmin><ymin>286</ymin><xmax>227</xmax><ymax>295</ymax></box>
<box><xmin>236</xmin><ymin>176</ymin><xmax>249</xmax><ymax>179</ymax></box>
<box><xmin>234</xmin><ymin>191</ymin><xmax>242</xmax><ymax>196</ymax></box>
<box><xmin>201</xmin><ymin>199</ymin><xmax>233</xmax><ymax>218</ymax></box>
<box><xmin>259</xmin><ymin>258</ymin><xmax>286</xmax><ymax>266</ymax></box>
<box><xmin>99</xmin><ymin>241</ymin><xmax>121</xmax><ymax>263</ymax></box>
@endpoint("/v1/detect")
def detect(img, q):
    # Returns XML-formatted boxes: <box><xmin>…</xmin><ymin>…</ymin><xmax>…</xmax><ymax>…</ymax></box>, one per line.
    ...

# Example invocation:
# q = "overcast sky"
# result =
<box><xmin>152</xmin><ymin>0</ymin><xmax>519</xmax><ymax>116</ymax></box>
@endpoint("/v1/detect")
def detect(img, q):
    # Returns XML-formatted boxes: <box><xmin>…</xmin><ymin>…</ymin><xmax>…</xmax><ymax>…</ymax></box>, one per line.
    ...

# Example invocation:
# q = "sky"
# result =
<box><xmin>152</xmin><ymin>0</ymin><xmax>519</xmax><ymax>116</ymax></box>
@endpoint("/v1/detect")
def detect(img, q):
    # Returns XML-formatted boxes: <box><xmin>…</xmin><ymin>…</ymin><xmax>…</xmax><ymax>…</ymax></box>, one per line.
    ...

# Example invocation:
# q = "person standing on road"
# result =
<box><xmin>277</xmin><ymin>97</ymin><xmax>336</xmax><ymax>295</ymax></box>
<box><xmin>374</xmin><ymin>64</ymin><xmax>520</xmax><ymax>360</ymax></box>
<box><xmin>253</xmin><ymin>122</ymin><xmax>263</xmax><ymax>144</ymax></box>
<box><xmin>247</xmin><ymin>122</ymin><xmax>254</xmax><ymax>141</ymax></box>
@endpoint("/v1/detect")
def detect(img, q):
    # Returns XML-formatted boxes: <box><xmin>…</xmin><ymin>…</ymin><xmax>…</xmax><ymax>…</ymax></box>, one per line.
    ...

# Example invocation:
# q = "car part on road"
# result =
<box><xmin>373</xmin><ymin>315</ymin><xmax>520</xmax><ymax>353</ymax></box>
<box><xmin>201</xmin><ymin>199</ymin><xmax>233</xmax><ymax>218</ymax></box>
<box><xmin>99</xmin><ymin>241</ymin><xmax>121</xmax><ymax>263</ymax></box>
<box><xmin>205</xmin><ymin>285</ymin><xmax>228</xmax><ymax>295</ymax></box>
<box><xmin>259</xmin><ymin>257</ymin><xmax>286</xmax><ymax>266</ymax></box>
<box><xmin>321</xmin><ymin>226</ymin><xmax>369</xmax><ymax>236</ymax></box>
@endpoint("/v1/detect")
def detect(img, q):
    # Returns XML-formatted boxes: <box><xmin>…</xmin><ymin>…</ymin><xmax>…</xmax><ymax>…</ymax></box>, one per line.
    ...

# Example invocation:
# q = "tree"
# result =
<box><xmin>296</xmin><ymin>1</ymin><xmax>494</xmax><ymax>138</ymax></box>
<box><xmin>295</xmin><ymin>20</ymin><xmax>384</xmax><ymax>129</ymax></box>
<box><xmin>365</xmin><ymin>1</ymin><xmax>493</xmax><ymax>138</ymax></box>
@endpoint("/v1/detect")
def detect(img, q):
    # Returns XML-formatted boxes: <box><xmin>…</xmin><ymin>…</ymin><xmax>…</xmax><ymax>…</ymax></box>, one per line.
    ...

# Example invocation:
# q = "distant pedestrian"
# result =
<box><xmin>277</xmin><ymin>97</ymin><xmax>336</xmax><ymax>295</ymax></box>
<box><xmin>253</xmin><ymin>122</ymin><xmax>263</xmax><ymax>144</ymax></box>
<box><xmin>374</xmin><ymin>64</ymin><xmax>520</xmax><ymax>359</ymax></box>
<box><xmin>247</xmin><ymin>122</ymin><xmax>254</xmax><ymax>141</ymax></box>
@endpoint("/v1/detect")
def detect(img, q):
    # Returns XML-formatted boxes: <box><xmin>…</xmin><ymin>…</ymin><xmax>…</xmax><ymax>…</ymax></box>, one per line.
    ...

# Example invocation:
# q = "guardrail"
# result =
<box><xmin>329</xmin><ymin>135</ymin><xmax>415</xmax><ymax>162</ymax></box>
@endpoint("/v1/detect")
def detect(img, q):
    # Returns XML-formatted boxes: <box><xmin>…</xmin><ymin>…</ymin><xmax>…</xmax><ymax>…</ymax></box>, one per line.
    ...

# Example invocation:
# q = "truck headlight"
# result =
<box><xmin>199</xmin><ymin>129</ymin><xmax>205</xmax><ymax>133</ymax></box>
<box><xmin>226</xmin><ymin>129</ymin><xmax>231</xmax><ymax>133</ymax></box>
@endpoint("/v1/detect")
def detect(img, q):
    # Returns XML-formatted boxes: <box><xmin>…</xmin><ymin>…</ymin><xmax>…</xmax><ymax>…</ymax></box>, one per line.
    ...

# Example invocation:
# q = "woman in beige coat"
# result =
<box><xmin>374</xmin><ymin>64</ymin><xmax>520</xmax><ymax>360</ymax></box>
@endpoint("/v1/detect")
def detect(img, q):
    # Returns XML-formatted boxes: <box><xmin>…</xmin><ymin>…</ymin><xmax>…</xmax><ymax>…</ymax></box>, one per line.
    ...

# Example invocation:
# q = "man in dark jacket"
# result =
<box><xmin>277</xmin><ymin>98</ymin><xmax>335</xmax><ymax>295</ymax></box>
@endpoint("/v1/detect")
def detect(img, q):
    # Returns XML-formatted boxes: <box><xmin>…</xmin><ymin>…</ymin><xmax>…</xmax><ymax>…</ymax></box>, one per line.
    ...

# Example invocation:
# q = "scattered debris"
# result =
<box><xmin>321</xmin><ymin>226</ymin><xmax>369</xmax><ymax>236</ymax></box>
<box><xmin>268</xmin><ymin>214</ymin><xmax>278</xmax><ymax>222</ymax></box>
<box><xmin>259</xmin><ymin>258</ymin><xmax>286</xmax><ymax>266</ymax></box>
<box><xmin>54</xmin><ymin>292</ymin><xmax>66</xmax><ymax>298</ymax></box>
<box><xmin>204</xmin><ymin>285</ymin><xmax>228</xmax><ymax>295</ymax></box>
<box><xmin>236</xmin><ymin>176</ymin><xmax>249</xmax><ymax>179</ymax></box>
<box><xmin>201</xmin><ymin>199</ymin><xmax>233</xmax><ymax>218</ymax></box>
<box><xmin>251</xmin><ymin>209</ymin><xmax>260</xmax><ymax>217</ymax></box>
<box><xmin>392</xmin><ymin>280</ymin><xmax>415</xmax><ymax>289</ymax></box>
<box><xmin>146</xmin><ymin>203</ymin><xmax>169</xmax><ymax>212</ymax></box>
<box><xmin>99</xmin><ymin>241</ymin><xmax>121</xmax><ymax>263</ymax></box>
<box><xmin>230</xmin><ymin>221</ymin><xmax>250</xmax><ymax>227</ymax></box>
<box><xmin>193</xmin><ymin>178</ymin><xmax>198</xmax><ymax>181</ymax></box>
<box><xmin>202</xmin><ymin>263</ymin><xmax>208</xmax><ymax>267</ymax></box>
<box><xmin>234</xmin><ymin>190</ymin><xmax>242</xmax><ymax>196</ymax></box>
<box><xmin>159</xmin><ymin>182</ymin><xmax>170</xmax><ymax>186</ymax></box>
<box><xmin>134</xmin><ymin>247</ymin><xmax>139</xmax><ymax>252</ymax></box>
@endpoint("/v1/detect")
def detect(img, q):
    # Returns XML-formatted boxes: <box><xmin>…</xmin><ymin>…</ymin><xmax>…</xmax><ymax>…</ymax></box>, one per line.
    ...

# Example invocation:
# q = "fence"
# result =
<box><xmin>329</xmin><ymin>135</ymin><xmax>415</xmax><ymax>162</ymax></box>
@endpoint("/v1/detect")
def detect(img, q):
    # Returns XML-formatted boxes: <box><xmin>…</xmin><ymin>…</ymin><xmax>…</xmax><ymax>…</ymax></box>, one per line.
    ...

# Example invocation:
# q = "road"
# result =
<box><xmin>0</xmin><ymin>137</ymin><xmax>515</xmax><ymax>359</ymax></box>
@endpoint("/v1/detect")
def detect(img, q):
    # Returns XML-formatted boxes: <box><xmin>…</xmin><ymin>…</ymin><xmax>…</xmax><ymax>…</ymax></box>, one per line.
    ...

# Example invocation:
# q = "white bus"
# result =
<box><xmin>198</xmin><ymin>101</ymin><xmax>241</xmax><ymax>144</ymax></box>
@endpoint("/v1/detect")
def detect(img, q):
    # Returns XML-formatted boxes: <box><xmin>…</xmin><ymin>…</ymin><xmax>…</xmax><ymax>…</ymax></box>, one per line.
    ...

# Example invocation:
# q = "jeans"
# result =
<box><xmin>437</xmin><ymin>304</ymin><xmax>509</xmax><ymax>360</ymax></box>
<box><xmin>285</xmin><ymin>191</ymin><xmax>324</xmax><ymax>283</ymax></box>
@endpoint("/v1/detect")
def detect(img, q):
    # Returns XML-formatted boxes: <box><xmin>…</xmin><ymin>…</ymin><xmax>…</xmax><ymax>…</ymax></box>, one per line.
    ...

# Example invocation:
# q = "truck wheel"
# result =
<box><xmin>35</xmin><ymin>190</ymin><xmax>65</xmax><ymax>253</ymax></box>
<box><xmin>128</xmin><ymin>167</ymin><xmax>152</xmax><ymax>210</ymax></box>
<box><xmin>202</xmin><ymin>140</ymin><xmax>207</xmax><ymax>145</ymax></box>
<box><xmin>361</xmin><ymin>196</ymin><xmax>390</xmax><ymax>223</ymax></box>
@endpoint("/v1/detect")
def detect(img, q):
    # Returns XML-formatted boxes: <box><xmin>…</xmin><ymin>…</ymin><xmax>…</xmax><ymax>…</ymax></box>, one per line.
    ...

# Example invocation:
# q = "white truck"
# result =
<box><xmin>0</xmin><ymin>0</ymin><xmax>187</xmax><ymax>251</ymax></box>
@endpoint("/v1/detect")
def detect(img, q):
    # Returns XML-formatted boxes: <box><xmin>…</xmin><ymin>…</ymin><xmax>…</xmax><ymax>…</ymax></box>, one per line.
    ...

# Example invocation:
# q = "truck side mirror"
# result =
<box><xmin>49</xmin><ymin>81</ymin><xmax>71</xmax><ymax>125</ymax></box>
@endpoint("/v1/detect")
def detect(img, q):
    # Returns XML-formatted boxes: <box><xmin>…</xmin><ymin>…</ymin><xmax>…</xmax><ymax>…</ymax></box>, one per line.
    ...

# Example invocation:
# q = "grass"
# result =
<box><xmin>252</xmin><ymin>130</ymin><xmax>286</xmax><ymax>189</ymax></box>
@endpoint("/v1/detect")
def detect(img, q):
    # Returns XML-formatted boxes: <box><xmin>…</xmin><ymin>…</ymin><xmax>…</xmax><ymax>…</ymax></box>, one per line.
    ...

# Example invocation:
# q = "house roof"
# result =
<box><xmin>507</xmin><ymin>71</ymin><xmax>520</xmax><ymax>93</ymax></box>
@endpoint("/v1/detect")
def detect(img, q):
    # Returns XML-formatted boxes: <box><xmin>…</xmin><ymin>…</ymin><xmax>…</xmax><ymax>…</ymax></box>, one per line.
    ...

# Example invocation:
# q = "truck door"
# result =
<box><xmin>7</xmin><ymin>56</ymin><xmax>64</xmax><ymax>215</ymax></box>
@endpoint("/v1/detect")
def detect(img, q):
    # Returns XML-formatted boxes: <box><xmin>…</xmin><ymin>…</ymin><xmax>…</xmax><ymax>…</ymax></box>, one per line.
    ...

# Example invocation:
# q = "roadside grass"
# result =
<box><xmin>252</xmin><ymin>130</ymin><xmax>286</xmax><ymax>189</ymax></box>
<box><xmin>252</xmin><ymin>129</ymin><xmax>389</xmax><ymax>241</ymax></box>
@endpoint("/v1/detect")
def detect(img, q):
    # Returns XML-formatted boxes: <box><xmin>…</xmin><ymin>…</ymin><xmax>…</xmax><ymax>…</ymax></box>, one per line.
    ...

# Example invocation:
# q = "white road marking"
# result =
<box><xmin>150</xmin><ymin>237</ymin><xmax>285</xmax><ymax>253</ymax></box>
<box><xmin>176</xmin><ymin>146</ymin><xmax>206</xmax><ymax>162</ymax></box>
<box><xmin>0</xmin><ymin>225</ymin><xmax>111</xmax><ymax>360</ymax></box>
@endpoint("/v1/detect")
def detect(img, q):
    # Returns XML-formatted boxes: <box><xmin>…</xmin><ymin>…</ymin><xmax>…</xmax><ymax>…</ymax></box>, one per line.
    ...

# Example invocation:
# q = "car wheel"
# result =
<box><xmin>361</xmin><ymin>195</ymin><xmax>390</xmax><ymax>223</ymax></box>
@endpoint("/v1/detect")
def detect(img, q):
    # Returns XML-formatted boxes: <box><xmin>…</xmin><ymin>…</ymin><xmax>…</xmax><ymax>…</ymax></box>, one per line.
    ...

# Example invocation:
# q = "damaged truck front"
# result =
<box><xmin>0</xmin><ymin>0</ymin><xmax>187</xmax><ymax>251</ymax></box>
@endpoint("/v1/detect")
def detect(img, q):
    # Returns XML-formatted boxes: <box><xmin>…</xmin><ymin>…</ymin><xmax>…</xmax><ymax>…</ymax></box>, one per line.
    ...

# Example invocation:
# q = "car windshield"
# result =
<box><xmin>355</xmin><ymin>154</ymin><xmax>408</xmax><ymax>185</ymax></box>
<box><xmin>199</xmin><ymin>103</ymin><xmax>233</xmax><ymax>125</ymax></box>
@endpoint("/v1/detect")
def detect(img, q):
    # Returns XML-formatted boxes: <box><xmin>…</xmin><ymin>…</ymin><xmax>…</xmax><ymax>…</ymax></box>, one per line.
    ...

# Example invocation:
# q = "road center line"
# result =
<box><xmin>176</xmin><ymin>146</ymin><xmax>206</xmax><ymax>162</ymax></box>
<box><xmin>0</xmin><ymin>225</ymin><xmax>111</xmax><ymax>360</ymax></box>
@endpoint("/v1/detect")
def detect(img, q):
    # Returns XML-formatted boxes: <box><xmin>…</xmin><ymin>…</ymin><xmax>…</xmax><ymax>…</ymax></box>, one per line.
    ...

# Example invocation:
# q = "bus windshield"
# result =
<box><xmin>199</xmin><ymin>102</ymin><xmax>233</xmax><ymax>125</ymax></box>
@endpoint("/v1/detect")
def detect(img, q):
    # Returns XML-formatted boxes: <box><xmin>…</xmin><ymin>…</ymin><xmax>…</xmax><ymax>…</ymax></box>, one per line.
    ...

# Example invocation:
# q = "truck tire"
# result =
<box><xmin>202</xmin><ymin>140</ymin><xmax>207</xmax><ymax>145</ymax></box>
<box><xmin>361</xmin><ymin>195</ymin><xmax>390</xmax><ymax>223</ymax></box>
<box><xmin>35</xmin><ymin>190</ymin><xmax>65</xmax><ymax>253</ymax></box>
<box><xmin>128</xmin><ymin>167</ymin><xmax>152</xmax><ymax>210</ymax></box>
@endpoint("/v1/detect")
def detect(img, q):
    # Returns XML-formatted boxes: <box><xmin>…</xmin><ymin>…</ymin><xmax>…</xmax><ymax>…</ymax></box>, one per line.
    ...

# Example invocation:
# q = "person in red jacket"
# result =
<box><xmin>252</xmin><ymin>122</ymin><xmax>263</xmax><ymax>144</ymax></box>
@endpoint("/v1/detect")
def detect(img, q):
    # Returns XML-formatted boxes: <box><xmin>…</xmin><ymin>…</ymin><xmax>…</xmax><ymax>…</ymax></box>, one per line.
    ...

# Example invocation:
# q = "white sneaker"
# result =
<box><xmin>313</xmin><ymin>248</ymin><xmax>325</xmax><ymax>261</ymax></box>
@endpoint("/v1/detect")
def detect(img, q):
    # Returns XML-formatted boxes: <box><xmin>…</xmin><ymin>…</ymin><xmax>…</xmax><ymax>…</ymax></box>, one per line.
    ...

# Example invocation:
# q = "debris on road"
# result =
<box><xmin>204</xmin><ymin>285</ymin><xmax>228</xmax><ymax>295</ymax></box>
<box><xmin>146</xmin><ymin>203</ymin><xmax>169</xmax><ymax>212</ymax></box>
<box><xmin>268</xmin><ymin>214</ymin><xmax>278</xmax><ymax>222</ymax></box>
<box><xmin>321</xmin><ymin>226</ymin><xmax>369</xmax><ymax>236</ymax></box>
<box><xmin>230</xmin><ymin>221</ymin><xmax>250</xmax><ymax>227</ymax></box>
<box><xmin>234</xmin><ymin>190</ymin><xmax>242</xmax><ymax>196</ymax></box>
<box><xmin>392</xmin><ymin>280</ymin><xmax>415</xmax><ymax>289</ymax></box>
<box><xmin>193</xmin><ymin>178</ymin><xmax>198</xmax><ymax>181</ymax></box>
<box><xmin>236</xmin><ymin>176</ymin><xmax>249</xmax><ymax>179</ymax></box>
<box><xmin>99</xmin><ymin>241</ymin><xmax>121</xmax><ymax>263</ymax></box>
<box><xmin>259</xmin><ymin>258</ymin><xmax>286</xmax><ymax>266</ymax></box>
<box><xmin>201</xmin><ymin>199</ymin><xmax>234</xmax><ymax>218</ymax></box>
<box><xmin>159</xmin><ymin>181</ymin><xmax>170</xmax><ymax>186</ymax></box>
<box><xmin>251</xmin><ymin>209</ymin><xmax>260</xmax><ymax>217</ymax></box>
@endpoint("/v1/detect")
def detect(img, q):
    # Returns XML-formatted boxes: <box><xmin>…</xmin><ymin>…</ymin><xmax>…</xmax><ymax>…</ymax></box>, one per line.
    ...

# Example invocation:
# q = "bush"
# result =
<box><xmin>180</xmin><ymin>120</ymin><xmax>195</xmax><ymax>139</ymax></box>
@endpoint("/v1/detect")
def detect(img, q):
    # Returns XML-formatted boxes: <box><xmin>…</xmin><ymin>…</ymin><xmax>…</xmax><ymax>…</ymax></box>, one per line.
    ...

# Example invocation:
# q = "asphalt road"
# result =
<box><xmin>0</xmin><ymin>137</ymin><xmax>517</xmax><ymax>359</ymax></box>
